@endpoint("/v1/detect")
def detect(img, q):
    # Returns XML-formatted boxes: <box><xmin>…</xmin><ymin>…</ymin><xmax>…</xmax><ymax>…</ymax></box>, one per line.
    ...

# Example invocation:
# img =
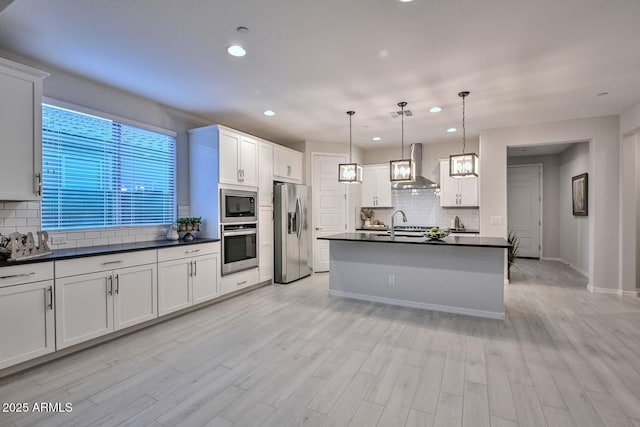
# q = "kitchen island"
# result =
<box><xmin>318</xmin><ymin>233</ymin><xmax>510</xmax><ymax>319</ymax></box>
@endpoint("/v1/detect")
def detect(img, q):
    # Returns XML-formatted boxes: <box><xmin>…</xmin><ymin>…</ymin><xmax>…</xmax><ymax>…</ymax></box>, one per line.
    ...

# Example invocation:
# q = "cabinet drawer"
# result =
<box><xmin>55</xmin><ymin>250</ymin><xmax>157</xmax><ymax>278</ymax></box>
<box><xmin>220</xmin><ymin>268</ymin><xmax>260</xmax><ymax>295</ymax></box>
<box><xmin>157</xmin><ymin>242</ymin><xmax>220</xmax><ymax>262</ymax></box>
<box><xmin>0</xmin><ymin>262</ymin><xmax>54</xmax><ymax>288</ymax></box>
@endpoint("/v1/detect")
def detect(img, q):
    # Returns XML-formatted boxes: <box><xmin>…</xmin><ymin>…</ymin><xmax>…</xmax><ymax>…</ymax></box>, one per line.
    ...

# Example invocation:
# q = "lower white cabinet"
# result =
<box><xmin>55</xmin><ymin>250</ymin><xmax>158</xmax><ymax>349</ymax></box>
<box><xmin>221</xmin><ymin>267</ymin><xmax>260</xmax><ymax>296</ymax></box>
<box><xmin>259</xmin><ymin>206</ymin><xmax>274</xmax><ymax>282</ymax></box>
<box><xmin>0</xmin><ymin>263</ymin><xmax>55</xmax><ymax>369</ymax></box>
<box><xmin>157</xmin><ymin>242</ymin><xmax>220</xmax><ymax>315</ymax></box>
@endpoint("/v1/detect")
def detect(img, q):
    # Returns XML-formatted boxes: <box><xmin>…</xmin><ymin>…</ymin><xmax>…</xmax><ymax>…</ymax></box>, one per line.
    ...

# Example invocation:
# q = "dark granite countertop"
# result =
<box><xmin>318</xmin><ymin>233</ymin><xmax>509</xmax><ymax>249</ymax></box>
<box><xmin>448</xmin><ymin>229</ymin><xmax>480</xmax><ymax>234</ymax></box>
<box><xmin>0</xmin><ymin>238</ymin><xmax>220</xmax><ymax>267</ymax></box>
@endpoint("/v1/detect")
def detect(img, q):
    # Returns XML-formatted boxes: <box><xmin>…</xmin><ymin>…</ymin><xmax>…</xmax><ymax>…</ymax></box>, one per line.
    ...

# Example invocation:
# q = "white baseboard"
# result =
<box><xmin>540</xmin><ymin>257</ymin><xmax>563</xmax><ymax>262</ymax></box>
<box><xmin>328</xmin><ymin>289</ymin><xmax>505</xmax><ymax>320</ymax></box>
<box><xmin>504</xmin><ymin>279</ymin><xmax>510</xmax><ymax>286</ymax></box>
<box><xmin>587</xmin><ymin>285</ymin><xmax>639</xmax><ymax>297</ymax></box>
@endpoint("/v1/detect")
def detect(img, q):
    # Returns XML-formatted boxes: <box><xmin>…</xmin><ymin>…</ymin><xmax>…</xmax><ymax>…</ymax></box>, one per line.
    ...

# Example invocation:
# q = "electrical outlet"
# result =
<box><xmin>388</xmin><ymin>274</ymin><xmax>396</xmax><ymax>285</ymax></box>
<box><xmin>51</xmin><ymin>235</ymin><xmax>66</xmax><ymax>244</ymax></box>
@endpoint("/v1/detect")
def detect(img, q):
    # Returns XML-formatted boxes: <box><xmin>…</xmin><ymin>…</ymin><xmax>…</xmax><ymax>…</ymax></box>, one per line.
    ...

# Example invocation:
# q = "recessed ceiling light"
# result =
<box><xmin>263</xmin><ymin>110</ymin><xmax>276</xmax><ymax>117</ymax></box>
<box><xmin>372</xmin><ymin>136</ymin><xmax>382</xmax><ymax>141</ymax></box>
<box><xmin>227</xmin><ymin>45</ymin><xmax>246</xmax><ymax>57</ymax></box>
<box><xmin>447</xmin><ymin>127</ymin><xmax>457</xmax><ymax>133</ymax></box>
<box><xmin>597</xmin><ymin>92</ymin><xmax>608</xmax><ymax>96</ymax></box>
<box><xmin>398</xmin><ymin>0</ymin><xmax>414</xmax><ymax>2</ymax></box>
<box><xmin>429</xmin><ymin>107</ymin><xmax>442</xmax><ymax>113</ymax></box>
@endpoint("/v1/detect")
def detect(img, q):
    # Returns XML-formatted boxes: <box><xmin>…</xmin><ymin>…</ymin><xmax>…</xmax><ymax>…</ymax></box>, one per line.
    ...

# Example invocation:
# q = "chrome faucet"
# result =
<box><xmin>390</xmin><ymin>209</ymin><xmax>407</xmax><ymax>239</ymax></box>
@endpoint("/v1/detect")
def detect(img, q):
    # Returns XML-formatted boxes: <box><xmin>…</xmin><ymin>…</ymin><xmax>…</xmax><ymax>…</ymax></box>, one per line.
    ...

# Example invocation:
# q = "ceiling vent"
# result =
<box><xmin>389</xmin><ymin>109</ymin><xmax>413</xmax><ymax>118</ymax></box>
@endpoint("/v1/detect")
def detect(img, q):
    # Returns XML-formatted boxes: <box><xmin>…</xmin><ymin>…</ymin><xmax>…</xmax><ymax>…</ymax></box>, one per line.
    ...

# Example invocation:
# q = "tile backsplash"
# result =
<box><xmin>363</xmin><ymin>189</ymin><xmax>479</xmax><ymax>230</ymax></box>
<box><xmin>0</xmin><ymin>201</ymin><xmax>190</xmax><ymax>250</ymax></box>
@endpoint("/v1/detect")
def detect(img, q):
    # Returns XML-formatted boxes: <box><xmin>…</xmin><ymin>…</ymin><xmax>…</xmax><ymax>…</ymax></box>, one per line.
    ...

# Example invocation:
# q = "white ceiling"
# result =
<box><xmin>507</xmin><ymin>142</ymin><xmax>577</xmax><ymax>157</ymax></box>
<box><xmin>1</xmin><ymin>0</ymin><xmax>639</xmax><ymax>150</ymax></box>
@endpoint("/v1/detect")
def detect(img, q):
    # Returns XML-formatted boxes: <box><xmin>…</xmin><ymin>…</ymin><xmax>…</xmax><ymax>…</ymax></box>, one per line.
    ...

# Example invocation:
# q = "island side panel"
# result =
<box><xmin>328</xmin><ymin>240</ymin><xmax>505</xmax><ymax>319</ymax></box>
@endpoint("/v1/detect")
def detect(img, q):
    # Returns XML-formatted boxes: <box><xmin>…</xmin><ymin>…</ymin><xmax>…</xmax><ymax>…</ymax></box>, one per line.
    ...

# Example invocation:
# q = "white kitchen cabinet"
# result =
<box><xmin>0</xmin><ymin>262</ymin><xmax>55</xmax><ymax>369</ymax></box>
<box><xmin>361</xmin><ymin>164</ymin><xmax>392</xmax><ymax>207</ymax></box>
<box><xmin>220</xmin><ymin>267</ymin><xmax>260</xmax><ymax>296</ymax></box>
<box><xmin>259</xmin><ymin>206</ymin><xmax>274</xmax><ymax>282</ymax></box>
<box><xmin>439</xmin><ymin>159</ymin><xmax>478</xmax><ymax>207</ymax></box>
<box><xmin>0</xmin><ymin>57</ymin><xmax>47</xmax><ymax>201</ymax></box>
<box><xmin>219</xmin><ymin>129</ymin><xmax>257</xmax><ymax>186</ymax></box>
<box><xmin>55</xmin><ymin>250</ymin><xmax>157</xmax><ymax>349</ymax></box>
<box><xmin>258</xmin><ymin>141</ymin><xmax>274</xmax><ymax>206</ymax></box>
<box><xmin>273</xmin><ymin>145</ymin><xmax>303</xmax><ymax>183</ymax></box>
<box><xmin>157</xmin><ymin>242</ymin><xmax>220</xmax><ymax>315</ymax></box>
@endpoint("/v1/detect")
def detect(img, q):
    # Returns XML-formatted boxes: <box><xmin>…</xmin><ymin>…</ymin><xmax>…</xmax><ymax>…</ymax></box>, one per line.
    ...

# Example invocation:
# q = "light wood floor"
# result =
<box><xmin>1</xmin><ymin>259</ymin><xmax>640</xmax><ymax>427</ymax></box>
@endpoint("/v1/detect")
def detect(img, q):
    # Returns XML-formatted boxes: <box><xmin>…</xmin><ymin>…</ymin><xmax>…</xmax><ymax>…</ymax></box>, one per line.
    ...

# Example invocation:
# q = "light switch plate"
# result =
<box><xmin>490</xmin><ymin>216</ymin><xmax>503</xmax><ymax>225</ymax></box>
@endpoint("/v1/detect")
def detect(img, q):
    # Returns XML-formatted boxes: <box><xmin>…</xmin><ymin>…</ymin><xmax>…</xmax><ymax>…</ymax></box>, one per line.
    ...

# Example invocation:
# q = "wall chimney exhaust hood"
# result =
<box><xmin>391</xmin><ymin>143</ymin><xmax>439</xmax><ymax>190</ymax></box>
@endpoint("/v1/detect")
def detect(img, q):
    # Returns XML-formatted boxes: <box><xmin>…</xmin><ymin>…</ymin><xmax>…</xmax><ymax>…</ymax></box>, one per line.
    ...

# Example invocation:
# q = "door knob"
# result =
<box><xmin>315</xmin><ymin>227</ymin><xmax>321</xmax><ymax>231</ymax></box>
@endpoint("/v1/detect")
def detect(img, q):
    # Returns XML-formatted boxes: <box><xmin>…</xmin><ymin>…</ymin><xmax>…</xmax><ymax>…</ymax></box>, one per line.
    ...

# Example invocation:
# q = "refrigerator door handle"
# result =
<box><xmin>296</xmin><ymin>198</ymin><xmax>302</xmax><ymax>239</ymax></box>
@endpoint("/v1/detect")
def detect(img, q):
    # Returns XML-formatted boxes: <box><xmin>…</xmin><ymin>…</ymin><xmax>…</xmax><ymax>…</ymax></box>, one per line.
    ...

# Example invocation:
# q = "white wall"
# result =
<box><xmin>479</xmin><ymin>116</ymin><xmax>619</xmax><ymax>291</ymax></box>
<box><xmin>558</xmin><ymin>143</ymin><xmax>590</xmax><ymax>275</ymax></box>
<box><xmin>507</xmin><ymin>154</ymin><xmax>561</xmax><ymax>259</ymax></box>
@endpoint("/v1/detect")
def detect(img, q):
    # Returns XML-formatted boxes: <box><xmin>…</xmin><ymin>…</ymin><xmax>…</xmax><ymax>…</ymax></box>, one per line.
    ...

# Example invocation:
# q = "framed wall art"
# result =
<box><xmin>572</xmin><ymin>173</ymin><xmax>588</xmax><ymax>216</ymax></box>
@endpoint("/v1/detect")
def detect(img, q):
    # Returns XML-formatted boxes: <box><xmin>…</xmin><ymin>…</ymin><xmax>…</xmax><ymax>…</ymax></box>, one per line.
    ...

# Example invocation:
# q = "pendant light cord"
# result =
<box><xmin>462</xmin><ymin>94</ymin><xmax>466</xmax><ymax>154</ymax></box>
<box><xmin>349</xmin><ymin>113</ymin><xmax>353</xmax><ymax>162</ymax></box>
<box><xmin>398</xmin><ymin>101</ymin><xmax>407</xmax><ymax>158</ymax></box>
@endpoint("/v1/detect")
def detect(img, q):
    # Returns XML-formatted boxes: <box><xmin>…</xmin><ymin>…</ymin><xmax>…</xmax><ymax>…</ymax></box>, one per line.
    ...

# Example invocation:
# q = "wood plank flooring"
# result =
<box><xmin>1</xmin><ymin>259</ymin><xmax>640</xmax><ymax>427</ymax></box>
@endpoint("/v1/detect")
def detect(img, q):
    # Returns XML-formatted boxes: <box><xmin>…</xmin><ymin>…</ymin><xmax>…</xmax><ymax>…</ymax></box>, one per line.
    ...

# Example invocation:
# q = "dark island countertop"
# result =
<box><xmin>0</xmin><ymin>238</ymin><xmax>220</xmax><ymax>267</ymax></box>
<box><xmin>318</xmin><ymin>233</ymin><xmax>509</xmax><ymax>249</ymax></box>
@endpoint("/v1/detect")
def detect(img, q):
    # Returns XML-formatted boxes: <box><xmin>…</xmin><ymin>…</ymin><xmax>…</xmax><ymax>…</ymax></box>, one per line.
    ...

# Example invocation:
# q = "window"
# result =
<box><xmin>42</xmin><ymin>104</ymin><xmax>176</xmax><ymax>230</ymax></box>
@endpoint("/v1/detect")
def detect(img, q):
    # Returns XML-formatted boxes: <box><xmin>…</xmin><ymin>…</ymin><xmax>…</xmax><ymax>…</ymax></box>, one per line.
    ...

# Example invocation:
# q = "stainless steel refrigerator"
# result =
<box><xmin>274</xmin><ymin>183</ymin><xmax>312</xmax><ymax>283</ymax></box>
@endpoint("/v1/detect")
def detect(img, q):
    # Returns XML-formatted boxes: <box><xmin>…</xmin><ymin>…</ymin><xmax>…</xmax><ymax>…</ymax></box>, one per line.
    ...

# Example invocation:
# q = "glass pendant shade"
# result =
<box><xmin>338</xmin><ymin>163</ymin><xmax>363</xmax><ymax>183</ymax></box>
<box><xmin>449</xmin><ymin>153</ymin><xmax>479</xmax><ymax>178</ymax></box>
<box><xmin>389</xmin><ymin>159</ymin><xmax>414</xmax><ymax>182</ymax></box>
<box><xmin>338</xmin><ymin>110</ymin><xmax>362</xmax><ymax>183</ymax></box>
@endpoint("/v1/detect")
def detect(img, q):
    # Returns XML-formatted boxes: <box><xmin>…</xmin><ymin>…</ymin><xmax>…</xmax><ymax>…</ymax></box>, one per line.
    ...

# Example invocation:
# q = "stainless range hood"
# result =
<box><xmin>391</xmin><ymin>143</ymin><xmax>439</xmax><ymax>190</ymax></box>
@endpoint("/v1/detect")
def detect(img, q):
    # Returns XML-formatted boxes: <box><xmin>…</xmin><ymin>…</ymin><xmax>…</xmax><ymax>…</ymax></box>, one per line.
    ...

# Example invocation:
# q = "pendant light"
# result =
<box><xmin>449</xmin><ymin>91</ymin><xmax>479</xmax><ymax>178</ymax></box>
<box><xmin>338</xmin><ymin>111</ymin><xmax>363</xmax><ymax>183</ymax></box>
<box><xmin>390</xmin><ymin>101</ymin><xmax>415</xmax><ymax>182</ymax></box>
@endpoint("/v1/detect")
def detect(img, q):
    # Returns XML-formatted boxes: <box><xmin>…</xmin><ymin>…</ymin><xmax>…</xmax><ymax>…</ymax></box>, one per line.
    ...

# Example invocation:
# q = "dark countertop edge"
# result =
<box><xmin>0</xmin><ymin>238</ymin><xmax>220</xmax><ymax>266</ymax></box>
<box><xmin>356</xmin><ymin>228</ymin><xmax>480</xmax><ymax>234</ymax></box>
<box><xmin>318</xmin><ymin>233</ymin><xmax>509</xmax><ymax>249</ymax></box>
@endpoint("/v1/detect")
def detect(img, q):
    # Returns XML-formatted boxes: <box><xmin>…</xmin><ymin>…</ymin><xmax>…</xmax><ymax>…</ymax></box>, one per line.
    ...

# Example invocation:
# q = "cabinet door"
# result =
<box><xmin>259</xmin><ymin>206</ymin><xmax>274</xmax><ymax>282</ymax></box>
<box><xmin>240</xmin><ymin>136</ymin><xmax>258</xmax><ymax>186</ymax></box>
<box><xmin>459</xmin><ymin>175</ymin><xmax>478</xmax><ymax>207</ymax></box>
<box><xmin>288</xmin><ymin>150</ymin><xmax>303</xmax><ymax>182</ymax></box>
<box><xmin>219</xmin><ymin>130</ymin><xmax>241</xmax><ymax>184</ymax></box>
<box><xmin>0</xmin><ymin>65</ymin><xmax>42</xmax><ymax>201</ymax></box>
<box><xmin>55</xmin><ymin>272</ymin><xmax>113</xmax><ymax>349</ymax></box>
<box><xmin>439</xmin><ymin>160</ymin><xmax>459</xmax><ymax>207</ymax></box>
<box><xmin>375</xmin><ymin>165</ymin><xmax>392</xmax><ymax>207</ymax></box>
<box><xmin>361</xmin><ymin>165</ymin><xmax>377</xmax><ymax>207</ymax></box>
<box><xmin>157</xmin><ymin>259</ymin><xmax>192</xmax><ymax>316</ymax></box>
<box><xmin>258</xmin><ymin>141</ymin><xmax>274</xmax><ymax>206</ymax></box>
<box><xmin>272</xmin><ymin>146</ymin><xmax>287</xmax><ymax>179</ymax></box>
<box><xmin>0</xmin><ymin>280</ymin><xmax>55</xmax><ymax>369</ymax></box>
<box><xmin>113</xmin><ymin>264</ymin><xmax>158</xmax><ymax>331</ymax></box>
<box><xmin>192</xmin><ymin>254</ymin><xmax>220</xmax><ymax>304</ymax></box>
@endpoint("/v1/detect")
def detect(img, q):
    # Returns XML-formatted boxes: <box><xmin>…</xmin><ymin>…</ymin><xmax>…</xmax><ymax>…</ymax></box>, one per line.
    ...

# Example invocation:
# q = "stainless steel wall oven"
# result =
<box><xmin>221</xmin><ymin>223</ymin><xmax>258</xmax><ymax>275</ymax></box>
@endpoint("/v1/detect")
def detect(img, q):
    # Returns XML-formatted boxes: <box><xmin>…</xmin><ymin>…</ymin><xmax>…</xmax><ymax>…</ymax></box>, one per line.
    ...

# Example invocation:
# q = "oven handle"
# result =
<box><xmin>222</xmin><ymin>230</ymin><xmax>257</xmax><ymax>237</ymax></box>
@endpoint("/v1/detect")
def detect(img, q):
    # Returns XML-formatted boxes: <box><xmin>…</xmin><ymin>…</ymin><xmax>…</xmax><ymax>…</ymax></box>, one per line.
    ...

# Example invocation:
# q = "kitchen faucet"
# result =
<box><xmin>390</xmin><ymin>209</ymin><xmax>407</xmax><ymax>239</ymax></box>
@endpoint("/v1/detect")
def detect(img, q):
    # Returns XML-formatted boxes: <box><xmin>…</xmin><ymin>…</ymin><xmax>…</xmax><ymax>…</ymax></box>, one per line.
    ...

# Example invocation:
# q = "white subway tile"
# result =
<box><xmin>100</xmin><ymin>231</ymin><xmax>116</xmax><ymax>238</ymax></box>
<box><xmin>27</xmin><ymin>202</ymin><xmax>41</xmax><ymax>210</ymax></box>
<box><xmin>3</xmin><ymin>202</ymin><xmax>28</xmax><ymax>210</ymax></box>
<box><xmin>76</xmin><ymin>239</ymin><xmax>93</xmax><ymax>248</ymax></box>
<box><xmin>108</xmin><ymin>237</ymin><xmax>123</xmax><ymax>245</ymax></box>
<box><xmin>135</xmin><ymin>235</ymin><xmax>153</xmax><ymax>243</ymax></box>
<box><xmin>50</xmin><ymin>241</ymin><xmax>77</xmax><ymax>250</ymax></box>
<box><xmin>122</xmin><ymin>236</ymin><xmax>136</xmax><ymax>244</ymax></box>
<box><xmin>84</xmin><ymin>231</ymin><xmax>101</xmax><ymax>239</ymax></box>
<box><xmin>4</xmin><ymin>218</ymin><xmax>27</xmax><ymax>227</ymax></box>
<box><xmin>91</xmin><ymin>238</ymin><xmax>109</xmax><ymax>246</ymax></box>
<box><xmin>15</xmin><ymin>209</ymin><xmax>39</xmax><ymax>218</ymax></box>
<box><xmin>65</xmin><ymin>232</ymin><xmax>85</xmax><ymax>240</ymax></box>
<box><xmin>27</xmin><ymin>218</ymin><xmax>41</xmax><ymax>227</ymax></box>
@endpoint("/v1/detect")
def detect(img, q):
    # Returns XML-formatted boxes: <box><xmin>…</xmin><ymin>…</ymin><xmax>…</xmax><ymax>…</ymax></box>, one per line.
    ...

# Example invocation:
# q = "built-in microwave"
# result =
<box><xmin>220</xmin><ymin>189</ymin><xmax>257</xmax><ymax>223</ymax></box>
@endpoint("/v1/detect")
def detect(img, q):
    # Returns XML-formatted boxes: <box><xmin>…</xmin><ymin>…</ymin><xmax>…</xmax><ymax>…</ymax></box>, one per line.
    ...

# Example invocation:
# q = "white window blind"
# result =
<box><xmin>42</xmin><ymin>104</ymin><xmax>176</xmax><ymax>230</ymax></box>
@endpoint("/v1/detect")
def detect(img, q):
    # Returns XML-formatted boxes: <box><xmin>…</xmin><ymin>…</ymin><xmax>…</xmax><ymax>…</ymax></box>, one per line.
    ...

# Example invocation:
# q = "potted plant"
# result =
<box><xmin>190</xmin><ymin>217</ymin><xmax>202</xmax><ymax>232</ymax></box>
<box><xmin>507</xmin><ymin>229</ymin><xmax>520</xmax><ymax>281</ymax></box>
<box><xmin>177</xmin><ymin>217</ymin><xmax>189</xmax><ymax>232</ymax></box>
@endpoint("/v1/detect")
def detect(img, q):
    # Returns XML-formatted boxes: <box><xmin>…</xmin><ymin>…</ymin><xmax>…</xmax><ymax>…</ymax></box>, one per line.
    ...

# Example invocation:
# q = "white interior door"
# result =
<box><xmin>312</xmin><ymin>153</ymin><xmax>347</xmax><ymax>272</ymax></box>
<box><xmin>508</xmin><ymin>165</ymin><xmax>541</xmax><ymax>258</ymax></box>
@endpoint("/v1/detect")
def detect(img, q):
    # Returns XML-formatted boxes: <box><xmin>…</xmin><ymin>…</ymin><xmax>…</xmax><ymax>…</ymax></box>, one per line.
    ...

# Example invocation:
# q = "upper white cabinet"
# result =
<box><xmin>219</xmin><ymin>129</ymin><xmax>258</xmax><ymax>187</ymax></box>
<box><xmin>439</xmin><ymin>159</ymin><xmax>478</xmax><ymax>207</ymax></box>
<box><xmin>361</xmin><ymin>164</ymin><xmax>392</xmax><ymax>207</ymax></box>
<box><xmin>258</xmin><ymin>141</ymin><xmax>274</xmax><ymax>206</ymax></box>
<box><xmin>273</xmin><ymin>145</ymin><xmax>303</xmax><ymax>183</ymax></box>
<box><xmin>0</xmin><ymin>58</ymin><xmax>48</xmax><ymax>201</ymax></box>
<box><xmin>54</xmin><ymin>250</ymin><xmax>157</xmax><ymax>349</ymax></box>
<box><xmin>0</xmin><ymin>262</ymin><xmax>55</xmax><ymax>369</ymax></box>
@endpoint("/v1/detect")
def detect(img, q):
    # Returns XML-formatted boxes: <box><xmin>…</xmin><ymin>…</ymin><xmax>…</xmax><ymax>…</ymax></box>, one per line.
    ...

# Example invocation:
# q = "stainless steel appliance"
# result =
<box><xmin>274</xmin><ymin>183</ymin><xmax>312</xmax><ymax>284</ymax></box>
<box><xmin>221</xmin><ymin>223</ymin><xmax>258</xmax><ymax>275</ymax></box>
<box><xmin>220</xmin><ymin>189</ymin><xmax>257</xmax><ymax>223</ymax></box>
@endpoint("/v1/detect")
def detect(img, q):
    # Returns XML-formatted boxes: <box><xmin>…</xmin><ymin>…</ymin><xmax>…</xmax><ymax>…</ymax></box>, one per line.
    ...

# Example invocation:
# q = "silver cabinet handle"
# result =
<box><xmin>287</xmin><ymin>165</ymin><xmax>291</xmax><ymax>176</ymax></box>
<box><xmin>101</xmin><ymin>260</ymin><xmax>123</xmax><ymax>266</ymax></box>
<box><xmin>237</xmin><ymin>280</ymin><xmax>247</xmax><ymax>286</ymax></box>
<box><xmin>115</xmin><ymin>274</ymin><xmax>119</xmax><ymax>294</ymax></box>
<box><xmin>193</xmin><ymin>261</ymin><xmax>197</xmax><ymax>277</ymax></box>
<box><xmin>35</xmin><ymin>172</ymin><xmax>42</xmax><ymax>196</ymax></box>
<box><xmin>0</xmin><ymin>272</ymin><xmax>36</xmax><ymax>280</ymax></box>
<box><xmin>187</xmin><ymin>261</ymin><xmax>192</xmax><ymax>277</ymax></box>
<box><xmin>107</xmin><ymin>276</ymin><xmax>113</xmax><ymax>296</ymax></box>
<box><xmin>48</xmin><ymin>285</ymin><xmax>53</xmax><ymax>310</ymax></box>
<box><xmin>185</xmin><ymin>249</ymin><xmax>201</xmax><ymax>254</ymax></box>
